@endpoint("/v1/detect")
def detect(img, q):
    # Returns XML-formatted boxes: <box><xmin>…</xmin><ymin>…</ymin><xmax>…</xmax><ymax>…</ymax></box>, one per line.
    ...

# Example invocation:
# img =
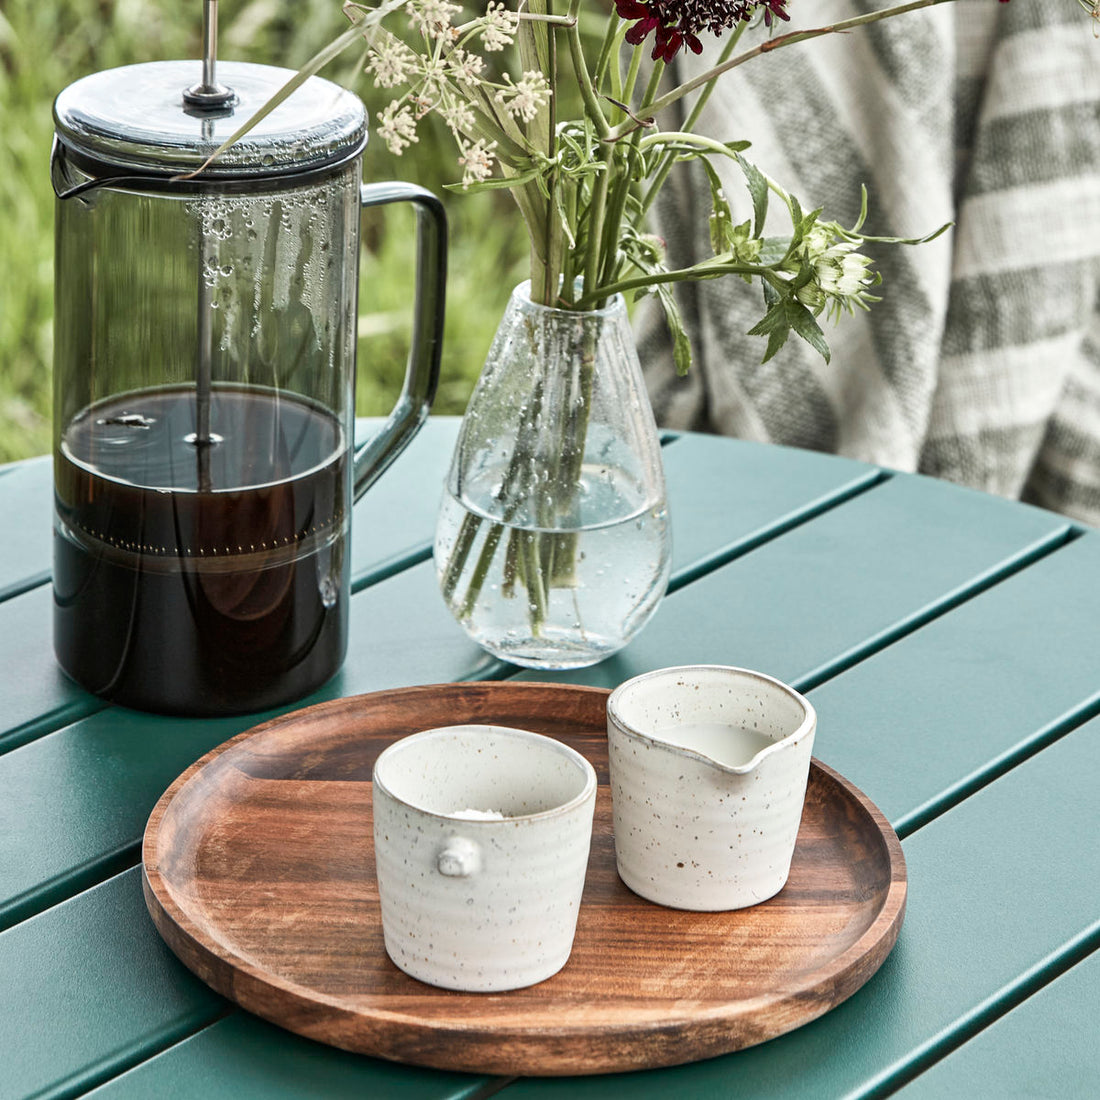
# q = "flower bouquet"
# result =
<box><xmin>222</xmin><ymin>0</ymin><xmax>1097</xmax><ymax>666</ymax></box>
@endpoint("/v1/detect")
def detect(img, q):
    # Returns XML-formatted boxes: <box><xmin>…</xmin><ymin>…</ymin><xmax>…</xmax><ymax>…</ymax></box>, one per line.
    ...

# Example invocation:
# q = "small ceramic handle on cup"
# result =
<box><xmin>437</xmin><ymin>836</ymin><xmax>481</xmax><ymax>877</ymax></box>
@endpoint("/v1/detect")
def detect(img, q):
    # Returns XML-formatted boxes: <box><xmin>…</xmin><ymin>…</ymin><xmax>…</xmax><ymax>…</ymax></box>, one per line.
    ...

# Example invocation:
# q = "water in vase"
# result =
<box><xmin>434</xmin><ymin>462</ymin><xmax>671</xmax><ymax>668</ymax></box>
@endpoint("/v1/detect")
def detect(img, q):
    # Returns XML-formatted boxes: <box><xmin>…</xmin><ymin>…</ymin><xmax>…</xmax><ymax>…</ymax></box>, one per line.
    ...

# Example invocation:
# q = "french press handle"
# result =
<box><xmin>352</xmin><ymin>183</ymin><xmax>447</xmax><ymax>502</ymax></box>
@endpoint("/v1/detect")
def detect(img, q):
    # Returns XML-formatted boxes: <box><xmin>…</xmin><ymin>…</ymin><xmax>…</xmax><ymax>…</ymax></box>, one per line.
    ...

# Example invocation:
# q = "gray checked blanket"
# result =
<box><xmin>638</xmin><ymin>0</ymin><xmax>1100</xmax><ymax>526</ymax></box>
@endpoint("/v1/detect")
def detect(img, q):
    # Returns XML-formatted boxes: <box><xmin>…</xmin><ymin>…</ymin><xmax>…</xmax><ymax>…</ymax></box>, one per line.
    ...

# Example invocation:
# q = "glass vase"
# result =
<box><xmin>434</xmin><ymin>282</ymin><xmax>671</xmax><ymax>668</ymax></box>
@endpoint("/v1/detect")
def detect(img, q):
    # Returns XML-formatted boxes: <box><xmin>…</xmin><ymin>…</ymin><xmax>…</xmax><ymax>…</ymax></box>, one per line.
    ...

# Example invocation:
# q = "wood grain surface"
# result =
<box><xmin>141</xmin><ymin>682</ymin><xmax>906</xmax><ymax>1076</ymax></box>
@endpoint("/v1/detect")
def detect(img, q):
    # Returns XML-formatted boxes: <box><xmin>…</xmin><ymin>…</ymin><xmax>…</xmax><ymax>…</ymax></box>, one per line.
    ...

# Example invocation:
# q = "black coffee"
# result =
<box><xmin>53</xmin><ymin>386</ymin><xmax>350</xmax><ymax>715</ymax></box>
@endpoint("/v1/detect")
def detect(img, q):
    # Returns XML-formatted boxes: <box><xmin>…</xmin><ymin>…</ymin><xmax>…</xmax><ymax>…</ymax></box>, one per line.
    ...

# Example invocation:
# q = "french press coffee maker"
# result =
<box><xmin>50</xmin><ymin>1</ymin><xmax>446</xmax><ymax>715</ymax></box>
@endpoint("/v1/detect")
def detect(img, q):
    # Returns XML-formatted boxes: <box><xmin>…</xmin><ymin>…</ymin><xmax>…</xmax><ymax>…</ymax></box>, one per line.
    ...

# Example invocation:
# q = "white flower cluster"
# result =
<box><xmin>364</xmin><ymin>0</ymin><xmax>546</xmax><ymax>187</ymax></box>
<box><xmin>792</xmin><ymin>225</ymin><xmax>877</xmax><ymax>317</ymax></box>
<box><xmin>439</xmin><ymin>100</ymin><xmax>475</xmax><ymax>135</ymax></box>
<box><xmin>409</xmin><ymin>0</ymin><xmax>462</xmax><ymax>39</ymax></box>
<box><xmin>457</xmin><ymin>138</ymin><xmax>499</xmax><ymax>188</ymax></box>
<box><xmin>494</xmin><ymin>71</ymin><xmax>551</xmax><ymax>123</ymax></box>
<box><xmin>366</xmin><ymin>37</ymin><xmax>417</xmax><ymax>88</ymax></box>
<box><xmin>448</xmin><ymin>47</ymin><xmax>485</xmax><ymax>86</ymax></box>
<box><xmin>481</xmin><ymin>1</ymin><xmax>520</xmax><ymax>50</ymax></box>
<box><xmin>377</xmin><ymin>101</ymin><xmax>419</xmax><ymax>154</ymax></box>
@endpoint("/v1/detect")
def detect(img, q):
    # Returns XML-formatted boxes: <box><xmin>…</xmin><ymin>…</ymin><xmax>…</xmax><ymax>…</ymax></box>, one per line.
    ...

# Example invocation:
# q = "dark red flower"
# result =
<box><xmin>614</xmin><ymin>0</ymin><xmax>789</xmax><ymax>61</ymax></box>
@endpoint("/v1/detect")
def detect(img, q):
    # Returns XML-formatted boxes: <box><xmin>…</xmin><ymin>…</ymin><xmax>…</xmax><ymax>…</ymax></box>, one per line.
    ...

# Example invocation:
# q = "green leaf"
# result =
<box><xmin>734</xmin><ymin>153</ymin><xmax>769</xmax><ymax>238</ymax></box>
<box><xmin>699</xmin><ymin>159</ymin><xmax>734</xmax><ymax>254</ymax></box>
<box><xmin>517</xmin><ymin>0</ymin><xmax>552</xmax><ymax>82</ymax></box>
<box><xmin>747</xmin><ymin>295</ymin><xmax>831</xmax><ymax>364</ymax></box>
<box><xmin>759</xmin><ymin>236</ymin><xmax>790</xmax><ymax>266</ymax></box>
<box><xmin>655</xmin><ymin>282</ymin><xmax>694</xmax><ymax>376</ymax></box>
<box><xmin>788</xmin><ymin>193</ymin><xmax>805</xmax><ymax>232</ymax></box>
<box><xmin>786</xmin><ymin>300</ymin><xmax>831</xmax><ymax>361</ymax></box>
<box><xmin>443</xmin><ymin>167</ymin><xmax>543</xmax><ymax>193</ymax></box>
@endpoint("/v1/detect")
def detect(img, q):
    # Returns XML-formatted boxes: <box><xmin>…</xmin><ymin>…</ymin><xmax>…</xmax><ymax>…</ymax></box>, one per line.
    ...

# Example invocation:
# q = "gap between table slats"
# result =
<box><xmin>857</xmin><ymin>924</ymin><xmax>1100</xmax><ymax>1099</ymax></box>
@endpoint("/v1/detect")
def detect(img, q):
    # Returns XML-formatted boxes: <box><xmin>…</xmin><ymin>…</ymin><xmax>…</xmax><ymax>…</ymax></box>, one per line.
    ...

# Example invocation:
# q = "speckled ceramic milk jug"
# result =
<box><xmin>372</xmin><ymin>725</ymin><xmax>597</xmax><ymax>991</ymax></box>
<box><xmin>607</xmin><ymin>665</ymin><xmax>816</xmax><ymax>911</ymax></box>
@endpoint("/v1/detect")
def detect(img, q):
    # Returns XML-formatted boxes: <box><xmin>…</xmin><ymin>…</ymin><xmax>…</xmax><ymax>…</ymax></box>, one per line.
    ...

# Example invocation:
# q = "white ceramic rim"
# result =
<box><xmin>606</xmin><ymin>664</ymin><xmax>816</xmax><ymax>775</ymax></box>
<box><xmin>372</xmin><ymin>724</ymin><xmax>598</xmax><ymax>824</ymax></box>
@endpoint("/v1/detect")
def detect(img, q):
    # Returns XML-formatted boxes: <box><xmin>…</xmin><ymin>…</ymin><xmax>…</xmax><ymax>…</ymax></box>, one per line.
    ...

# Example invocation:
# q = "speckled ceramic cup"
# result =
<box><xmin>607</xmin><ymin>665</ymin><xmax>816</xmax><ymax>911</ymax></box>
<box><xmin>372</xmin><ymin>724</ymin><xmax>597</xmax><ymax>992</ymax></box>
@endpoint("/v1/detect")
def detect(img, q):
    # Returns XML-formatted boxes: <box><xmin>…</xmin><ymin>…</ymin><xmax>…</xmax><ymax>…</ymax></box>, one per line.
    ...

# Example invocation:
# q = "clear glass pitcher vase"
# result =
<box><xmin>434</xmin><ymin>283</ymin><xmax>671</xmax><ymax>668</ymax></box>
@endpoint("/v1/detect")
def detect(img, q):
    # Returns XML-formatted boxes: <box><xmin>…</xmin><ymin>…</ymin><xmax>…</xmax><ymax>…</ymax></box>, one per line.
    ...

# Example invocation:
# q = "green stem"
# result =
<box><xmin>567</xmin><ymin>0</ymin><xmax>611</xmax><ymax>140</ymax></box>
<box><xmin>441</xmin><ymin>512</ymin><xmax>482</xmax><ymax>604</ymax></box>
<box><xmin>518</xmin><ymin>531</ymin><xmax>548</xmax><ymax>633</ymax></box>
<box><xmin>582</xmin><ymin>141</ymin><xmax>615</xmax><ymax>305</ymax></box>
<box><xmin>458</xmin><ymin>523</ymin><xmax>505</xmax><ymax>620</ymax></box>
<box><xmin>593</xmin><ymin>9</ymin><xmax>624</xmax><ymax>94</ymax></box>
<box><xmin>574</xmin><ymin>258</ymin><xmax>774</xmax><ymax>307</ymax></box>
<box><xmin>538</xmin><ymin>0</ymin><xmax>561</xmax><ymax>305</ymax></box>
<box><xmin>593</xmin><ymin>60</ymin><xmax>661</xmax><ymax>291</ymax></box>
<box><xmin>599</xmin><ymin>130</ymin><xmax>642</xmax><ymax>288</ymax></box>
<box><xmin>448</xmin><ymin>376</ymin><xmax>546</xmax><ymax>619</ymax></box>
<box><xmin>616</xmin><ymin>36</ymin><xmax>645</xmax><ymax>123</ymax></box>
<box><xmin>639</xmin><ymin>23</ymin><xmax>745</xmax><ymax>217</ymax></box>
<box><xmin>637</xmin><ymin>130</ymin><xmax>750</xmax><ymax>157</ymax></box>
<box><xmin>560</xmin><ymin>178</ymin><xmax>578</xmax><ymax>292</ymax></box>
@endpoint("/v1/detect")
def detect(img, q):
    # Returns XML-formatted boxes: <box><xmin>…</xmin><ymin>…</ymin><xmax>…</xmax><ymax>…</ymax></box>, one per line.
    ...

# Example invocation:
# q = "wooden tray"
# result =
<box><xmin>142</xmin><ymin>682</ymin><xmax>906</xmax><ymax>1076</ymax></box>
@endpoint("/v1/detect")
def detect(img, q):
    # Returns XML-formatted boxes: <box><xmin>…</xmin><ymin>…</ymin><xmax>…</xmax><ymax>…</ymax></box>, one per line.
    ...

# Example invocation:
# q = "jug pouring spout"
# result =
<box><xmin>640</xmin><ymin>716</ymin><xmax>810</xmax><ymax>776</ymax></box>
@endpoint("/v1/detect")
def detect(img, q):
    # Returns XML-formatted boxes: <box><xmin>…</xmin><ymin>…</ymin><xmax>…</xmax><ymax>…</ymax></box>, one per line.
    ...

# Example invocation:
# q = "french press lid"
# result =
<box><xmin>52</xmin><ymin>3</ymin><xmax>366</xmax><ymax>183</ymax></box>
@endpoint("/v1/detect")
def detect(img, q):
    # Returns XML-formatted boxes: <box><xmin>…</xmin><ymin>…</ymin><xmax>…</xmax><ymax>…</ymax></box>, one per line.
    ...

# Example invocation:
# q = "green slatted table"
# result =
<box><xmin>1</xmin><ymin>418</ymin><xmax>1097</xmax><ymax>1100</ymax></box>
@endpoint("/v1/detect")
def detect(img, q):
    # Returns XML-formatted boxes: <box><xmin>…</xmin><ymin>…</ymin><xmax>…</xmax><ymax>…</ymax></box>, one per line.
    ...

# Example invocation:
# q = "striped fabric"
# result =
<box><xmin>637</xmin><ymin>0</ymin><xmax>1100</xmax><ymax>526</ymax></box>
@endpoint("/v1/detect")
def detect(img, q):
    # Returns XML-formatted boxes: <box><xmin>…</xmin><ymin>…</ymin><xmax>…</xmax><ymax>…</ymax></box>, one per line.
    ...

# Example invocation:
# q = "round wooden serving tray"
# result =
<box><xmin>142</xmin><ymin>682</ymin><xmax>906</xmax><ymax>1076</ymax></box>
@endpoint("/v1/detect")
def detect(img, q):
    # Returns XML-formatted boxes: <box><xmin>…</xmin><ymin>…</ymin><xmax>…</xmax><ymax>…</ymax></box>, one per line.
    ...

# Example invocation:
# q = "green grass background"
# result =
<box><xmin>0</xmin><ymin>0</ymin><xmax>529</xmax><ymax>462</ymax></box>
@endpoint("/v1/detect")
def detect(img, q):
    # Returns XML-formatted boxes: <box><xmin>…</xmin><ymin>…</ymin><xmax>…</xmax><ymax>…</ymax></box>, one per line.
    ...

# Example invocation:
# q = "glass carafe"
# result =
<box><xmin>50</xmin><ymin>57</ymin><xmax>446</xmax><ymax>715</ymax></box>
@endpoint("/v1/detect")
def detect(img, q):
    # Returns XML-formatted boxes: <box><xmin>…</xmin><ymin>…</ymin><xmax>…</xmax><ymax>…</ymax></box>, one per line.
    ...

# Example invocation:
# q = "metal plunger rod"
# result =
<box><xmin>190</xmin><ymin>0</ymin><xmax>224</xmax><ymax>485</ymax></box>
<box><xmin>200</xmin><ymin>0</ymin><xmax>219</xmax><ymax>94</ymax></box>
<box><xmin>183</xmin><ymin>0</ymin><xmax>233</xmax><ymax>107</ymax></box>
<box><xmin>195</xmin><ymin>126</ymin><xmax>214</xmax><ymax>492</ymax></box>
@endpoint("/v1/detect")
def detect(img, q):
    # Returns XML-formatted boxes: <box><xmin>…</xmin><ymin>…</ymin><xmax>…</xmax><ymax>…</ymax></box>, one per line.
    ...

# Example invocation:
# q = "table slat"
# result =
<box><xmin>658</xmin><ymin>434</ymin><xmax>879</xmax><ymax>579</ymax></box>
<box><xmin>0</xmin><ymin>870</ymin><xmax>223</xmax><ymax>1100</ymax></box>
<box><xmin>802</xmin><ymin>531</ymin><xmax>1100</xmax><ymax>835</ymax></box>
<box><xmin>896</xmin><ymin>947</ymin><xmax>1100</xmax><ymax>1098</ymax></box>
<box><xmin>522</xmin><ymin>471</ymin><xmax>1071</xmax><ymax>693</ymax></box>
<box><xmin>0</xmin><ymin>459</ymin><xmax>53</xmax><ymax>601</ymax></box>
<box><xmin>81</xmin><ymin>1014</ymin><xmax>490</xmax><ymax>1100</ymax></box>
<box><xmin>348</xmin><ymin>417</ymin><xmax>457</xmax><ymax>585</ymax></box>
<box><xmin>0</xmin><ymin>586</ymin><xmax>103</xmax><ymax>753</ymax></box>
